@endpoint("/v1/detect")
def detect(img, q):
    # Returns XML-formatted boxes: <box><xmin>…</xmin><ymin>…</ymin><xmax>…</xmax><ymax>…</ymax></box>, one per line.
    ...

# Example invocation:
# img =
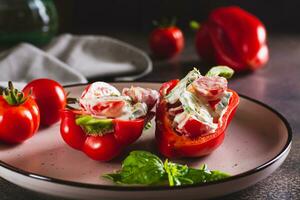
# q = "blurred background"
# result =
<box><xmin>0</xmin><ymin>0</ymin><xmax>298</xmax><ymax>83</ymax></box>
<box><xmin>0</xmin><ymin>0</ymin><xmax>298</xmax><ymax>45</ymax></box>
<box><xmin>55</xmin><ymin>0</ymin><xmax>299</xmax><ymax>34</ymax></box>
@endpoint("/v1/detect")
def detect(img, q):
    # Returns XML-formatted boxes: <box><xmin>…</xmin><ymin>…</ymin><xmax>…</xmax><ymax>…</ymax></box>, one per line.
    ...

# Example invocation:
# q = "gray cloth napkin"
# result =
<box><xmin>45</xmin><ymin>34</ymin><xmax>152</xmax><ymax>81</ymax></box>
<box><xmin>0</xmin><ymin>34</ymin><xmax>152</xmax><ymax>88</ymax></box>
<box><xmin>0</xmin><ymin>43</ymin><xmax>87</xmax><ymax>86</ymax></box>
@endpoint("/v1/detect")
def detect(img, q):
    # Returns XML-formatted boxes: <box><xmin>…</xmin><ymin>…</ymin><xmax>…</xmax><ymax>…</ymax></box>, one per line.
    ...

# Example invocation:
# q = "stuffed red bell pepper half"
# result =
<box><xmin>156</xmin><ymin>66</ymin><xmax>239</xmax><ymax>158</ymax></box>
<box><xmin>60</xmin><ymin>82</ymin><xmax>159</xmax><ymax>161</ymax></box>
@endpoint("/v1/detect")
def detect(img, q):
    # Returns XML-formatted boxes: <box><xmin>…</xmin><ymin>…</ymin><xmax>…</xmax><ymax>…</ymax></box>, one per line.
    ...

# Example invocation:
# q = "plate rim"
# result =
<box><xmin>0</xmin><ymin>82</ymin><xmax>293</xmax><ymax>191</ymax></box>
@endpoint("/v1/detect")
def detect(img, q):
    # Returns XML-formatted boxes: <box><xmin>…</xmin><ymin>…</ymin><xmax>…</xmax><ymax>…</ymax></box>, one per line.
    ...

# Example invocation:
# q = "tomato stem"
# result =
<box><xmin>65</xmin><ymin>97</ymin><xmax>80</xmax><ymax>110</ymax></box>
<box><xmin>8</xmin><ymin>81</ymin><xmax>13</xmax><ymax>90</ymax></box>
<box><xmin>153</xmin><ymin>17</ymin><xmax>177</xmax><ymax>28</ymax></box>
<box><xmin>65</xmin><ymin>104</ymin><xmax>79</xmax><ymax>110</ymax></box>
<box><xmin>1</xmin><ymin>81</ymin><xmax>27</xmax><ymax>106</ymax></box>
<box><xmin>67</xmin><ymin>97</ymin><xmax>78</xmax><ymax>104</ymax></box>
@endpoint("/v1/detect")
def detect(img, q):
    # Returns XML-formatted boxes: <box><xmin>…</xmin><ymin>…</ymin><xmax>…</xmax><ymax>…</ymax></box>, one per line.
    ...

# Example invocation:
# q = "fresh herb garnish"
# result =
<box><xmin>103</xmin><ymin>151</ymin><xmax>230</xmax><ymax>186</ymax></box>
<box><xmin>103</xmin><ymin>151</ymin><xmax>165</xmax><ymax>185</ymax></box>
<box><xmin>165</xmin><ymin>68</ymin><xmax>201</xmax><ymax>104</ymax></box>
<box><xmin>75</xmin><ymin>115</ymin><xmax>113</xmax><ymax>136</ymax></box>
<box><xmin>144</xmin><ymin>122</ymin><xmax>152</xmax><ymax>130</ymax></box>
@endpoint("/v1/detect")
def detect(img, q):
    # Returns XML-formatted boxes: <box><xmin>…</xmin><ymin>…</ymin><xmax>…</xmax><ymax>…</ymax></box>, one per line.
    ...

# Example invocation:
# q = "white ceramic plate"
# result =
<box><xmin>0</xmin><ymin>83</ymin><xmax>292</xmax><ymax>200</ymax></box>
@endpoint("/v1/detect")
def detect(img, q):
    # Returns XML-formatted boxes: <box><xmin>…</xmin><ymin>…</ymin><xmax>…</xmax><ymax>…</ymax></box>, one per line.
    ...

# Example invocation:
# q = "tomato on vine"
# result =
<box><xmin>149</xmin><ymin>18</ymin><xmax>184</xmax><ymax>59</ymax></box>
<box><xmin>0</xmin><ymin>82</ymin><xmax>40</xmax><ymax>144</ymax></box>
<box><xmin>23</xmin><ymin>79</ymin><xmax>66</xmax><ymax>126</ymax></box>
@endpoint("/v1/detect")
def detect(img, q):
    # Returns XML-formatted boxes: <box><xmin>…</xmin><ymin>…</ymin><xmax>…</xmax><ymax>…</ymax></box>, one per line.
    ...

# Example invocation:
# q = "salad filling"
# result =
<box><xmin>165</xmin><ymin>67</ymin><xmax>233</xmax><ymax>138</ymax></box>
<box><xmin>79</xmin><ymin>82</ymin><xmax>159</xmax><ymax>120</ymax></box>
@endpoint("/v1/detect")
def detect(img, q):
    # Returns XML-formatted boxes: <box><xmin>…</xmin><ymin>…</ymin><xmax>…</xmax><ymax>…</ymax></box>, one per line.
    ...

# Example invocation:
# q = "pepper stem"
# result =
<box><xmin>67</xmin><ymin>97</ymin><xmax>78</xmax><ymax>104</ymax></box>
<box><xmin>190</xmin><ymin>20</ymin><xmax>201</xmax><ymax>31</ymax></box>
<box><xmin>153</xmin><ymin>17</ymin><xmax>177</xmax><ymax>28</ymax></box>
<box><xmin>1</xmin><ymin>81</ymin><xmax>28</xmax><ymax>105</ymax></box>
<box><xmin>65</xmin><ymin>96</ymin><xmax>81</xmax><ymax>110</ymax></box>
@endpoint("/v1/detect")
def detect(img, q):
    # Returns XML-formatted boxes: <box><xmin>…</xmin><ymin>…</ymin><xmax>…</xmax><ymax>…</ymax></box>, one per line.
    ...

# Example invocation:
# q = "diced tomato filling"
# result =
<box><xmin>167</xmin><ymin>75</ymin><xmax>229</xmax><ymax>138</ymax></box>
<box><xmin>189</xmin><ymin>76</ymin><xmax>227</xmax><ymax>101</ymax></box>
<box><xmin>79</xmin><ymin>82</ymin><xmax>159</xmax><ymax>120</ymax></box>
<box><xmin>168</xmin><ymin>106</ymin><xmax>184</xmax><ymax>117</ymax></box>
<box><xmin>122</xmin><ymin>86</ymin><xmax>159</xmax><ymax>110</ymax></box>
<box><xmin>80</xmin><ymin>82</ymin><xmax>120</xmax><ymax>100</ymax></box>
<box><xmin>91</xmin><ymin>100</ymin><xmax>126</xmax><ymax>118</ymax></box>
<box><xmin>208</xmin><ymin>99</ymin><xmax>221</xmax><ymax>110</ymax></box>
<box><xmin>179</xmin><ymin>118</ymin><xmax>213</xmax><ymax>139</ymax></box>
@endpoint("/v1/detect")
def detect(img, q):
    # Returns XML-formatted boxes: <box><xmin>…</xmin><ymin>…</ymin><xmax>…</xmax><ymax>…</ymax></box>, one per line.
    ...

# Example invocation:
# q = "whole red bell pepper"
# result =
<box><xmin>155</xmin><ymin>67</ymin><xmax>239</xmax><ymax>158</ymax></box>
<box><xmin>195</xmin><ymin>6</ymin><xmax>269</xmax><ymax>71</ymax></box>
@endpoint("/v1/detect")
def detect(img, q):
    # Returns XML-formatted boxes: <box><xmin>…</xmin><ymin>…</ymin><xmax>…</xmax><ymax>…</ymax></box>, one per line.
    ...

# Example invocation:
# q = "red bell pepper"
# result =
<box><xmin>60</xmin><ymin>109</ymin><xmax>152</xmax><ymax>161</ymax></box>
<box><xmin>155</xmin><ymin>68</ymin><xmax>239</xmax><ymax>158</ymax></box>
<box><xmin>195</xmin><ymin>6</ymin><xmax>269</xmax><ymax>71</ymax></box>
<box><xmin>60</xmin><ymin>82</ymin><xmax>158</xmax><ymax>161</ymax></box>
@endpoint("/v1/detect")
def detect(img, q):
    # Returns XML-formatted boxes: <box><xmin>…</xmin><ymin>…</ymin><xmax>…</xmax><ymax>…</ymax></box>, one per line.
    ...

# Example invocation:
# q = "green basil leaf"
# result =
<box><xmin>103</xmin><ymin>151</ymin><xmax>230</xmax><ymax>186</ymax></box>
<box><xmin>102</xmin><ymin>173</ymin><xmax>122</xmax><ymax>183</ymax></box>
<box><xmin>184</xmin><ymin>168</ymin><xmax>230</xmax><ymax>184</ymax></box>
<box><xmin>164</xmin><ymin>160</ymin><xmax>191</xmax><ymax>186</ymax></box>
<box><xmin>103</xmin><ymin>151</ymin><xmax>165</xmax><ymax>185</ymax></box>
<box><xmin>143</xmin><ymin>122</ymin><xmax>152</xmax><ymax>130</ymax></box>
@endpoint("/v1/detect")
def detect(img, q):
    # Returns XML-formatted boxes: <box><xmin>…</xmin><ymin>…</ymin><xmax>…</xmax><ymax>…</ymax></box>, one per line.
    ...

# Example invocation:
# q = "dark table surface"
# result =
<box><xmin>0</xmin><ymin>32</ymin><xmax>299</xmax><ymax>199</ymax></box>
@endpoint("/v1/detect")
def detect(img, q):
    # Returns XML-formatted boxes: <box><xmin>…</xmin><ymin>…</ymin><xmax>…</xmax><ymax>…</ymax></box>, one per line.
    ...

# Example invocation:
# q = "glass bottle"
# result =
<box><xmin>0</xmin><ymin>0</ymin><xmax>58</xmax><ymax>45</ymax></box>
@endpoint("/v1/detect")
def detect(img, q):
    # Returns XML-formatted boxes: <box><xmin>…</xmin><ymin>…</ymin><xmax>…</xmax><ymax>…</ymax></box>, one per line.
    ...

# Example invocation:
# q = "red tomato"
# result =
<box><xmin>0</xmin><ymin>96</ymin><xmax>40</xmax><ymax>144</ymax></box>
<box><xmin>23</xmin><ymin>79</ymin><xmax>66</xmax><ymax>126</ymax></box>
<box><xmin>83</xmin><ymin>134</ymin><xmax>122</xmax><ymax>161</ymax></box>
<box><xmin>149</xmin><ymin>26</ymin><xmax>184</xmax><ymax>58</ymax></box>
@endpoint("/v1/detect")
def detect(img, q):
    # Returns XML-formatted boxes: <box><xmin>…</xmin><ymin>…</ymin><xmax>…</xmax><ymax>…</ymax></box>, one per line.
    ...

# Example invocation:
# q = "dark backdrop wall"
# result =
<box><xmin>54</xmin><ymin>0</ymin><xmax>299</xmax><ymax>34</ymax></box>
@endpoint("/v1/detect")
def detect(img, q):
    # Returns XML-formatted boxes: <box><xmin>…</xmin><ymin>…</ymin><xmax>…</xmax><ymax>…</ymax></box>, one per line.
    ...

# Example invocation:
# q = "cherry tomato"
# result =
<box><xmin>149</xmin><ymin>26</ymin><xmax>184</xmax><ymax>58</ymax></box>
<box><xmin>23</xmin><ymin>79</ymin><xmax>66</xmax><ymax>126</ymax></box>
<box><xmin>0</xmin><ymin>83</ymin><xmax>40</xmax><ymax>144</ymax></box>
